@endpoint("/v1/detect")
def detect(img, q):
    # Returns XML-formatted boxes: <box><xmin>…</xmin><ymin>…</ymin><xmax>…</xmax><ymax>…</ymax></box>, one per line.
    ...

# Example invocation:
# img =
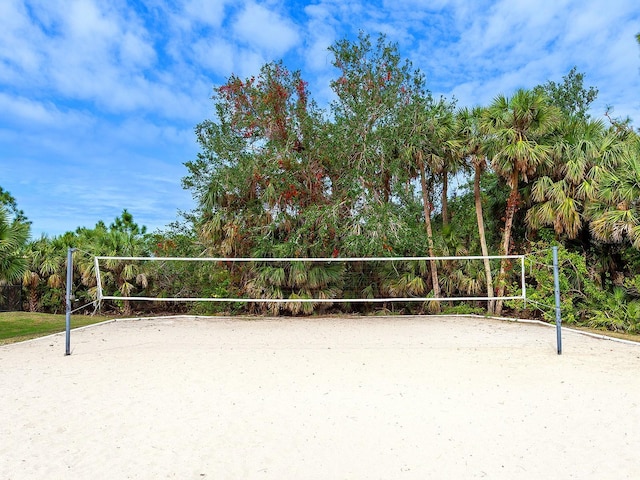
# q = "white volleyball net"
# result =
<box><xmin>93</xmin><ymin>255</ymin><xmax>526</xmax><ymax>312</ymax></box>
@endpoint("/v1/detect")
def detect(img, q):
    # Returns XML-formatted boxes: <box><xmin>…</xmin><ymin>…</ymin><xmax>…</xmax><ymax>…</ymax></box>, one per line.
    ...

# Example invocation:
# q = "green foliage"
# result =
<box><xmin>586</xmin><ymin>287</ymin><xmax>640</xmax><ymax>333</ymax></box>
<box><xmin>445</xmin><ymin>173</ymin><xmax>505</xmax><ymax>254</ymax></box>
<box><xmin>533</xmin><ymin>67</ymin><xmax>598</xmax><ymax>120</ymax></box>
<box><xmin>110</xmin><ymin>209</ymin><xmax>147</xmax><ymax>236</ymax></box>
<box><xmin>509</xmin><ymin>241</ymin><xmax>606</xmax><ymax>325</ymax></box>
<box><xmin>246</xmin><ymin>261</ymin><xmax>345</xmax><ymax>315</ymax></box>
<box><xmin>189</xmin><ymin>267</ymin><xmax>234</xmax><ymax>315</ymax></box>
<box><xmin>0</xmin><ymin>206</ymin><xmax>30</xmax><ymax>285</ymax></box>
<box><xmin>0</xmin><ymin>187</ymin><xmax>29</xmax><ymax>225</ymax></box>
<box><xmin>585</xmin><ymin>136</ymin><xmax>640</xmax><ymax>248</ymax></box>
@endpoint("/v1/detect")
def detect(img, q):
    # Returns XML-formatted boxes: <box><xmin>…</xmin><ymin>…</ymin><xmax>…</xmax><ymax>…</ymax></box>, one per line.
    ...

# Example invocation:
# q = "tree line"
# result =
<box><xmin>1</xmin><ymin>33</ymin><xmax>639</xmax><ymax>333</ymax></box>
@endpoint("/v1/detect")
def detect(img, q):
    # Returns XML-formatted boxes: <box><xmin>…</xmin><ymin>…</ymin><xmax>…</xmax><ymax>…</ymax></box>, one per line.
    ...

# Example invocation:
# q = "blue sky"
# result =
<box><xmin>1</xmin><ymin>0</ymin><xmax>639</xmax><ymax>238</ymax></box>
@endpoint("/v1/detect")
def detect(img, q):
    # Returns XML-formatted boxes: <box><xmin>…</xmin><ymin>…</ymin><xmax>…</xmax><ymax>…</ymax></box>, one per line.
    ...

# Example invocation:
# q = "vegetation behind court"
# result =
<box><xmin>2</xmin><ymin>33</ymin><xmax>640</xmax><ymax>334</ymax></box>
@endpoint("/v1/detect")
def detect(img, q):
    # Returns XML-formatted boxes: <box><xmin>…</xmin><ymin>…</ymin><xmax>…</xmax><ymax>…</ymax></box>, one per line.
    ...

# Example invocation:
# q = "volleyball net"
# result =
<box><xmin>62</xmin><ymin>251</ymin><xmax>564</xmax><ymax>357</ymax></box>
<box><xmin>93</xmin><ymin>254</ymin><xmax>526</xmax><ymax>308</ymax></box>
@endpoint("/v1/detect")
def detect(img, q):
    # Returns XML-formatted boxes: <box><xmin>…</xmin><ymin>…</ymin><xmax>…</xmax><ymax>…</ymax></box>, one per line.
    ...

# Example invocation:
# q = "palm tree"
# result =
<box><xmin>457</xmin><ymin>106</ymin><xmax>495</xmax><ymax>313</ymax></box>
<box><xmin>0</xmin><ymin>206</ymin><xmax>29</xmax><ymax>285</ymax></box>
<box><xmin>482</xmin><ymin>89</ymin><xmax>560</xmax><ymax>314</ymax></box>
<box><xmin>75</xmin><ymin>218</ymin><xmax>151</xmax><ymax>316</ymax></box>
<box><xmin>399</xmin><ymin>96</ymin><xmax>456</xmax><ymax>306</ymax></box>
<box><xmin>22</xmin><ymin>237</ymin><xmax>67</xmax><ymax>312</ymax></box>
<box><xmin>22</xmin><ymin>240</ymin><xmax>44</xmax><ymax>312</ymax></box>
<box><xmin>435</xmin><ymin>108</ymin><xmax>460</xmax><ymax>229</ymax></box>
<box><xmin>586</xmin><ymin>135</ymin><xmax>640</xmax><ymax>249</ymax></box>
<box><xmin>526</xmin><ymin>118</ymin><xmax>625</xmax><ymax>241</ymax></box>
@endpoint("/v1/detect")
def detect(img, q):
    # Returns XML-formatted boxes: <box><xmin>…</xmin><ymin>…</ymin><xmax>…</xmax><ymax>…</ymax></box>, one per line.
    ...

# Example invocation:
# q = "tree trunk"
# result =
<box><xmin>473</xmin><ymin>160</ymin><xmax>494</xmax><ymax>314</ymax></box>
<box><xmin>419</xmin><ymin>160</ymin><xmax>441</xmax><ymax>309</ymax></box>
<box><xmin>28</xmin><ymin>287</ymin><xmax>38</xmax><ymax>312</ymax></box>
<box><xmin>123</xmin><ymin>299</ymin><xmax>132</xmax><ymax>316</ymax></box>
<box><xmin>495</xmin><ymin>175</ymin><xmax>519</xmax><ymax>315</ymax></box>
<box><xmin>441</xmin><ymin>168</ymin><xmax>449</xmax><ymax>228</ymax></box>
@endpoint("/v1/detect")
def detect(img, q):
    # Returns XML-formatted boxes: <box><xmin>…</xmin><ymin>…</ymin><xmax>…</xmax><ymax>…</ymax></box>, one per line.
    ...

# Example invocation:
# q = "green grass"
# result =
<box><xmin>564</xmin><ymin>324</ymin><xmax>640</xmax><ymax>344</ymax></box>
<box><xmin>0</xmin><ymin>312</ymin><xmax>114</xmax><ymax>345</ymax></box>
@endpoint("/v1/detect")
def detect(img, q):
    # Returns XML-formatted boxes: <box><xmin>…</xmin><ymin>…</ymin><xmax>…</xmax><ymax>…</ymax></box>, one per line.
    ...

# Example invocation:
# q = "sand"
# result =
<box><xmin>1</xmin><ymin>315</ymin><xmax>639</xmax><ymax>479</ymax></box>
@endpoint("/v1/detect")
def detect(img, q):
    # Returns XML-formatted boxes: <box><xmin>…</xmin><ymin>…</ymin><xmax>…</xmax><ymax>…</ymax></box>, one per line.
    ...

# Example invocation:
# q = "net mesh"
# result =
<box><xmin>93</xmin><ymin>255</ymin><xmax>525</xmax><ymax>314</ymax></box>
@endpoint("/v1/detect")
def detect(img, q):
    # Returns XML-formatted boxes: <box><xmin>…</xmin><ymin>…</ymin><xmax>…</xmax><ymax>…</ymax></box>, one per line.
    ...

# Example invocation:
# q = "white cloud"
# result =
<box><xmin>232</xmin><ymin>2</ymin><xmax>300</xmax><ymax>57</ymax></box>
<box><xmin>0</xmin><ymin>1</ymin><xmax>46</xmax><ymax>78</ymax></box>
<box><xmin>0</xmin><ymin>92</ymin><xmax>99</xmax><ymax>131</ymax></box>
<box><xmin>183</xmin><ymin>0</ymin><xmax>228</xmax><ymax>28</ymax></box>
<box><xmin>233</xmin><ymin>48</ymin><xmax>267</xmax><ymax>78</ymax></box>
<box><xmin>119</xmin><ymin>31</ymin><xmax>157</xmax><ymax>68</ymax></box>
<box><xmin>0</xmin><ymin>93</ymin><xmax>57</xmax><ymax>125</ymax></box>
<box><xmin>64</xmin><ymin>0</ymin><xmax>119</xmax><ymax>39</ymax></box>
<box><xmin>191</xmin><ymin>37</ymin><xmax>235</xmax><ymax>76</ymax></box>
<box><xmin>301</xmin><ymin>4</ymin><xmax>337</xmax><ymax>72</ymax></box>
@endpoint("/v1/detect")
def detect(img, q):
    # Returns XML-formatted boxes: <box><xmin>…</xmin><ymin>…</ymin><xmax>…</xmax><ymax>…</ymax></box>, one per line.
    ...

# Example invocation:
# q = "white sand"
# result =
<box><xmin>1</xmin><ymin>315</ymin><xmax>639</xmax><ymax>479</ymax></box>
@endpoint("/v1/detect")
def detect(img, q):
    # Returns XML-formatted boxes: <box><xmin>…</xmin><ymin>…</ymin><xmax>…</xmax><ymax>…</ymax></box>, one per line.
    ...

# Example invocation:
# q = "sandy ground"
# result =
<box><xmin>1</xmin><ymin>315</ymin><xmax>639</xmax><ymax>480</ymax></box>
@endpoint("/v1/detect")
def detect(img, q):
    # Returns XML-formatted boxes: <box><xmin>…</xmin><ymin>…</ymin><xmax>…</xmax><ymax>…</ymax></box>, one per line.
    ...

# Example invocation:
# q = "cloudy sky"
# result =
<box><xmin>1</xmin><ymin>0</ymin><xmax>639</xmax><ymax>238</ymax></box>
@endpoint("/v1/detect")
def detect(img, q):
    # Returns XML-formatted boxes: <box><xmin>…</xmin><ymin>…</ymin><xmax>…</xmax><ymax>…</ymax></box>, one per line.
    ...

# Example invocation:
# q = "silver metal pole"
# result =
<box><xmin>65</xmin><ymin>247</ymin><xmax>75</xmax><ymax>356</ymax></box>
<box><xmin>552</xmin><ymin>246</ymin><xmax>562</xmax><ymax>355</ymax></box>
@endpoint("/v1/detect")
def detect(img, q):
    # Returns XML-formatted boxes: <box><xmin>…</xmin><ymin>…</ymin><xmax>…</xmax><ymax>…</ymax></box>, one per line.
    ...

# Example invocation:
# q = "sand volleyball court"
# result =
<box><xmin>1</xmin><ymin>315</ymin><xmax>639</xmax><ymax>479</ymax></box>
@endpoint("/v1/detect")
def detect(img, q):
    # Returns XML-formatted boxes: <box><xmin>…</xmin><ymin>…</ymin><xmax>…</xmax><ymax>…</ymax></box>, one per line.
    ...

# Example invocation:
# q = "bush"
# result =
<box><xmin>509</xmin><ymin>242</ymin><xmax>605</xmax><ymax>325</ymax></box>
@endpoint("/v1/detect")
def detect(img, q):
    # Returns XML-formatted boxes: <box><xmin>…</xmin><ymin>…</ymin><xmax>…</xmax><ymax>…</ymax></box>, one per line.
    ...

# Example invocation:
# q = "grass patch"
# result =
<box><xmin>564</xmin><ymin>324</ymin><xmax>640</xmax><ymax>344</ymax></box>
<box><xmin>0</xmin><ymin>312</ymin><xmax>114</xmax><ymax>345</ymax></box>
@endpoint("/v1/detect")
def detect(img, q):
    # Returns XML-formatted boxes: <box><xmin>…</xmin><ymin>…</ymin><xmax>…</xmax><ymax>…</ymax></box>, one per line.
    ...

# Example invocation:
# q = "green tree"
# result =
<box><xmin>21</xmin><ymin>236</ymin><xmax>67</xmax><ymax>312</ymax></box>
<box><xmin>184</xmin><ymin>60</ymin><xmax>347</xmax><ymax>313</ymax></box>
<box><xmin>0</xmin><ymin>187</ymin><xmax>29</xmax><ymax>225</ymax></box>
<box><xmin>184</xmin><ymin>61</ymin><xmax>325</xmax><ymax>259</ymax></box>
<box><xmin>456</xmin><ymin>106</ymin><xmax>495</xmax><ymax>312</ymax></box>
<box><xmin>525</xmin><ymin>118</ymin><xmax>624</xmax><ymax>240</ymax></box>
<box><xmin>184</xmin><ymin>33</ymin><xmax>441</xmax><ymax>314</ymax></box>
<box><xmin>586</xmin><ymin>134</ymin><xmax>640</xmax><ymax>249</ymax></box>
<box><xmin>0</xmin><ymin>206</ymin><xmax>30</xmax><ymax>284</ymax></box>
<box><xmin>75</xmin><ymin>212</ymin><xmax>151</xmax><ymax>316</ymax></box>
<box><xmin>398</xmin><ymin>94</ymin><xmax>456</xmax><ymax>305</ymax></box>
<box><xmin>482</xmin><ymin>89</ymin><xmax>560</xmax><ymax>314</ymax></box>
<box><xmin>327</xmin><ymin>32</ymin><xmax>432</xmax><ymax>264</ymax></box>
<box><xmin>533</xmin><ymin>67</ymin><xmax>598</xmax><ymax>120</ymax></box>
<box><xmin>328</xmin><ymin>32</ymin><xmax>415</xmax><ymax>207</ymax></box>
<box><xmin>110</xmin><ymin>209</ymin><xmax>147</xmax><ymax>236</ymax></box>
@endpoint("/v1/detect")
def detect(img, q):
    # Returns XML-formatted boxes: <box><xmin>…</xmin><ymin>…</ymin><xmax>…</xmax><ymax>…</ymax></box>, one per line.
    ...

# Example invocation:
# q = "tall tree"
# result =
<box><xmin>482</xmin><ymin>89</ymin><xmax>560</xmax><ymax>314</ymax></box>
<box><xmin>437</xmin><ymin>104</ymin><xmax>463</xmax><ymax>230</ymax></box>
<box><xmin>326</xmin><ymin>32</ymin><xmax>444</xmax><ymax>271</ymax></box>
<box><xmin>328</xmin><ymin>33</ymin><xmax>416</xmax><ymax>212</ymax></box>
<box><xmin>398</xmin><ymin>95</ymin><xmax>456</xmax><ymax>305</ymax></box>
<box><xmin>110</xmin><ymin>209</ymin><xmax>147</xmax><ymax>236</ymax></box>
<box><xmin>457</xmin><ymin>106</ymin><xmax>495</xmax><ymax>312</ymax></box>
<box><xmin>183</xmin><ymin>61</ymin><xmax>325</xmax><ymax>258</ymax></box>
